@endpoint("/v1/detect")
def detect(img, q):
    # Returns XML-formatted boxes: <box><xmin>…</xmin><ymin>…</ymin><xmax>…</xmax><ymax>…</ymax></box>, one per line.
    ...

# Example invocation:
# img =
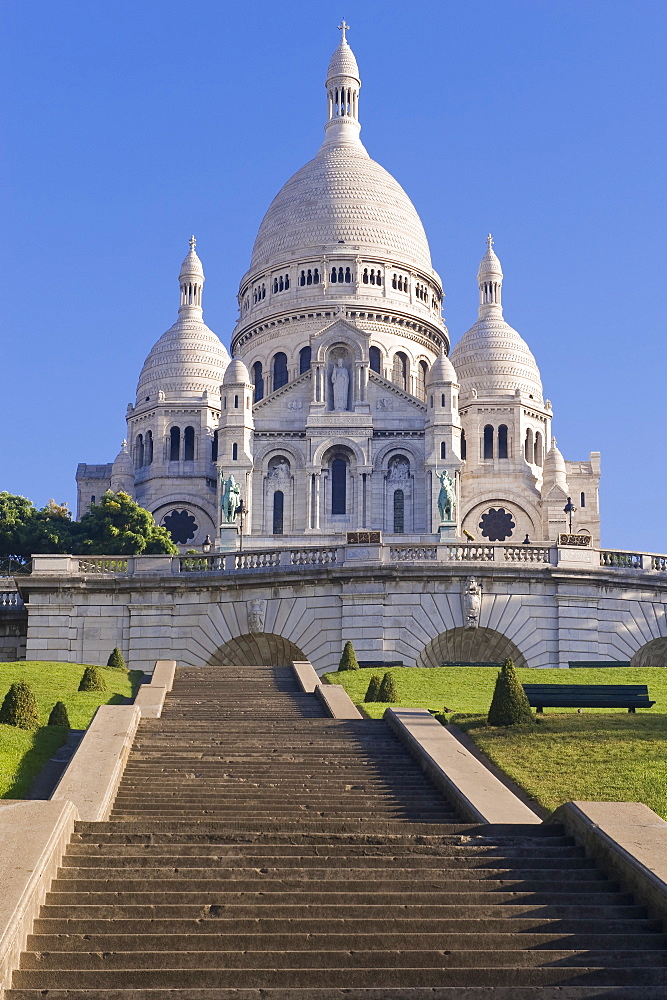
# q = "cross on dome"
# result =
<box><xmin>486</xmin><ymin>233</ymin><xmax>494</xmax><ymax>250</ymax></box>
<box><xmin>189</xmin><ymin>235</ymin><xmax>197</xmax><ymax>251</ymax></box>
<box><xmin>337</xmin><ymin>19</ymin><xmax>350</xmax><ymax>41</ymax></box>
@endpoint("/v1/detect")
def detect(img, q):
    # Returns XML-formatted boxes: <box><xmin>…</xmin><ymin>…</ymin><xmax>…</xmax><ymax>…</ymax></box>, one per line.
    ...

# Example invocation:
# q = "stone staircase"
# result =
<box><xmin>7</xmin><ymin>664</ymin><xmax>667</xmax><ymax>998</ymax></box>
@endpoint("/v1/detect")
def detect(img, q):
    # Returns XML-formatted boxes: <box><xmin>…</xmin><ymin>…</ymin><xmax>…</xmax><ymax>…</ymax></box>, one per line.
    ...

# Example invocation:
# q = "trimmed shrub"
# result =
<box><xmin>78</xmin><ymin>666</ymin><xmax>107</xmax><ymax>693</ymax></box>
<box><xmin>487</xmin><ymin>658</ymin><xmax>534</xmax><ymax>727</ymax></box>
<box><xmin>338</xmin><ymin>641</ymin><xmax>360</xmax><ymax>671</ymax></box>
<box><xmin>107</xmin><ymin>647</ymin><xmax>126</xmax><ymax>671</ymax></box>
<box><xmin>0</xmin><ymin>681</ymin><xmax>40</xmax><ymax>729</ymax></box>
<box><xmin>48</xmin><ymin>701</ymin><xmax>70</xmax><ymax>728</ymax></box>
<box><xmin>364</xmin><ymin>674</ymin><xmax>382</xmax><ymax>702</ymax></box>
<box><xmin>377</xmin><ymin>671</ymin><xmax>399</xmax><ymax>703</ymax></box>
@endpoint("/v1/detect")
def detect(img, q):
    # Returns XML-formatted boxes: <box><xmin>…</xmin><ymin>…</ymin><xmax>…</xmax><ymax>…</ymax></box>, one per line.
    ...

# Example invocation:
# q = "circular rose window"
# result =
<box><xmin>162</xmin><ymin>509</ymin><xmax>198</xmax><ymax>545</ymax></box>
<box><xmin>479</xmin><ymin>507</ymin><xmax>515</xmax><ymax>542</ymax></box>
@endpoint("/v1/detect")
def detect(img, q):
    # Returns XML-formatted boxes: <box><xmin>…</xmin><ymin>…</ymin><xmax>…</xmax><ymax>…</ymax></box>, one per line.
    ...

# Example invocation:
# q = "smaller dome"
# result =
<box><xmin>112</xmin><ymin>440</ymin><xmax>133</xmax><ymax>472</ymax></box>
<box><xmin>543</xmin><ymin>438</ymin><xmax>568</xmax><ymax>490</ymax></box>
<box><xmin>179</xmin><ymin>237</ymin><xmax>204</xmax><ymax>281</ymax></box>
<box><xmin>426</xmin><ymin>347</ymin><xmax>457</xmax><ymax>385</ymax></box>
<box><xmin>110</xmin><ymin>440</ymin><xmax>134</xmax><ymax>493</ymax></box>
<box><xmin>327</xmin><ymin>39</ymin><xmax>360</xmax><ymax>81</ymax></box>
<box><xmin>223</xmin><ymin>358</ymin><xmax>251</xmax><ymax>385</ymax></box>
<box><xmin>477</xmin><ymin>235</ymin><xmax>503</xmax><ymax>281</ymax></box>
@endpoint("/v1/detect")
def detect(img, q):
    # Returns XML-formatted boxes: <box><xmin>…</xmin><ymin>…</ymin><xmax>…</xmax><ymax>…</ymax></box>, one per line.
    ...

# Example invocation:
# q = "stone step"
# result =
<box><xmin>11</xmin><ymin>965</ymin><xmax>667</xmax><ymax>989</ymax></box>
<box><xmin>60</xmin><ymin>855</ymin><xmax>595</xmax><ymax>869</ymax></box>
<box><xmin>8</xmin><ymin>987</ymin><xmax>667</xmax><ymax>1000</ymax></box>
<box><xmin>55</xmin><ymin>869</ymin><xmax>609</xmax><ymax>885</ymax></box>
<box><xmin>63</xmin><ymin>844</ymin><xmax>585</xmax><ymax>859</ymax></box>
<box><xmin>27</xmin><ymin>932</ymin><xmax>667</xmax><ymax>952</ymax></box>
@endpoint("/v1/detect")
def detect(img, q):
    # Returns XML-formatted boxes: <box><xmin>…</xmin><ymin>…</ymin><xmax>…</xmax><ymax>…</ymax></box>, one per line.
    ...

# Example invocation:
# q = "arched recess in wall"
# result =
<box><xmin>629</xmin><ymin>637</ymin><xmax>667</xmax><ymax>668</ymax></box>
<box><xmin>416</xmin><ymin>627</ymin><xmax>528</xmax><ymax>668</ymax></box>
<box><xmin>207</xmin><ymin>633</ymin><xmax>307</xmax><ymax>667</ymax></box>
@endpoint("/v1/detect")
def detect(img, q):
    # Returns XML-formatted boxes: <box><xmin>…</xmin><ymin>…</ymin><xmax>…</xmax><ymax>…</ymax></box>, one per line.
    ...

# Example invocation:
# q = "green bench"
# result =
<box><xmin>522</xmin><ymin>683</ymin><xmax>655</xmax><ymax>714</ymax></box>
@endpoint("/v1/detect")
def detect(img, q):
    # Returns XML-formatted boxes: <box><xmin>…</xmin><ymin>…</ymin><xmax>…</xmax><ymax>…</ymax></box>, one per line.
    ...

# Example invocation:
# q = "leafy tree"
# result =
<box><xmin>338</xmin><ymin>640</ymin><xmax>360</xmax><ymax>671</ymax></box>
<box><xmin>107</xmin><ymin>647</ymin><xmax>127</xmax><ymax>670</ymax></box>
<box><xmin>48</xmin><ymin>701</ymin><xmax>70</xmax><ymax>727</ymax></box>
<box><xmin>0</xmin><ymin>681</ymin><xmax>40</xmax><ymax>729</ymax></box>
<box><xmin>0</xmin><ymin>493</ymin><xmax>75</xmax><ymax>563</ymax></box>
<box><xmin>377</xmin><ymin>671</ymin><xmax>399</xmax><ymax>703</ymax></box>
<box><xmin>364</xmin><ymin>674</ymin><xmax>382</xmax><ymax>701</ymax></box>
<box><xmin>79</xmin><ymin>666</ymin><xmax>106</xmax><ymax>692</ymax></box>
<box><xmin>487</xmin><ymin>658</ymin><xmax>534</xmax><ymax>727</ymax></box>
<box><xmin>75</xmin><ymin>492</ymin><xmax>177</xmax><ymax>555</ymax></box>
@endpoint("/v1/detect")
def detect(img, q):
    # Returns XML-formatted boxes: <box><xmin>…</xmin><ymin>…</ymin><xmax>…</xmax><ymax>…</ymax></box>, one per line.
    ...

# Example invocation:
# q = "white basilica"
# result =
<box><xmin>76</xmin><ymin>26</ymin><xmax>600</xmax><ymax>550</ymax></box>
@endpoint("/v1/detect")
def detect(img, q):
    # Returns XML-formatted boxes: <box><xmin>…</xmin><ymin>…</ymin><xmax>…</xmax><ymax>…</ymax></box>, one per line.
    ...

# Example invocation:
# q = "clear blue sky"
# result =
<box><xmin>2</xmin><ymin>0</ymin><xmax>665</xmax><ymax>551</ymax></box>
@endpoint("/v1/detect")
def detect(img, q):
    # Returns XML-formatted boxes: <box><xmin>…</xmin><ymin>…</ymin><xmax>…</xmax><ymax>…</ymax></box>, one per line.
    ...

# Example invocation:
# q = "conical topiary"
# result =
<box><xmin>364</xmin><ymin>674</ymin><xmax>382</xmax><ymax>702</ymax></box>
<box><xmin>107</xmin><ymin>646</ymin><xmax>126</xmax><ymax>671</ymax></box>
<box><xmin>48</xmin><ymin>701</ymin><xmax>70</xmax><ymax>728</ymax></box>
<box><xmin>78</xmin><ymin>666</ymin><xmax>107</xmax><ymax>692</ymax></box>
<box><xmin>487</xmin><ymin>658</ymin><xmax>534</xmax><ymax>727</ymax></box>
<box><xmin>0</xmin><ymin>681</ymin><xmax>40</xmax><ymax>729</ymax></box>
<box><xmin>338</xmin><ymin>641</ymin><xmax>360</xmax><ymax>671</ymax></box>
<box><xmin>377</xmin><ymin>671</ymin><xmax>399</xmax><ymax>703</ymax></box>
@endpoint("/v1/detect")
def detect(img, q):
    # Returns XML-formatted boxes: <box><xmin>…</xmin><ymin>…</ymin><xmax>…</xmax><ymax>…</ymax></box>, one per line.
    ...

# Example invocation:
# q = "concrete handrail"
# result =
<box><xmin>291</xmin><ymin>660</ymin><xmax>320</xmax><ymax>693</ymax></box>
<box><xmin>385</xmin><ymin>707</ymin><xmax>541</xmax><ymax>825</ymax></box>
<box><xmin>0</xmin><ymin>800</ymin><xmax>78</xmax><ymax>994</ymax></box>
<box><xmin>549</xmin><ymin>801</ymin><xmax>667</xmax><ymax>923</ymax></box>
<box><xmin>315</xmin><ymin>683</ymin><xmax>363</xmax><ymax>719</ymax></box>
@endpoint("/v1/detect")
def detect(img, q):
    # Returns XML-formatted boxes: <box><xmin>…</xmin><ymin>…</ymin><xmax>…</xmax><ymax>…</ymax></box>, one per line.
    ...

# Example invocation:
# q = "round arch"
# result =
<box><xmin>416</xmin><ymin>627</ymin><xmax>528</xmax><ymax>668</ymax></box>
<box><xmin>630</xmin><ymin>637</ymin><xmax>667</xmax><ymax>668</ymax></box>
<box><xmin>207</xmin><ymin>633</ymin><xmax>307</xmax><ymax>667</ymax></box>
<box><xmin>312</xmin><ymin>436</ymin><xmax>367</xmax><ymax>467</ymax></box>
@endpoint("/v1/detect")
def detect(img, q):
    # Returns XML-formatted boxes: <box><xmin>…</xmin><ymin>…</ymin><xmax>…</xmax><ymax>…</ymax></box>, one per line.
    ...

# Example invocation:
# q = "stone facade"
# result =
<box><xmin>18</xmin><ymin>548</ymin><xmax>667</xmax><ymax>674</ymax></box>
<box><xmin>75</xmin><ymin>30</ymin><xmax>600</xmax><ymax>553</ymax></box>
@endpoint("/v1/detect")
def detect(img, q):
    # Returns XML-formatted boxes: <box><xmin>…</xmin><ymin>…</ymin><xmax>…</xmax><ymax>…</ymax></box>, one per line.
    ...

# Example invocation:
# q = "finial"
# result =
<box><xmin>189</xmin><ymin>235</ymin><xmax>196</xmax><ymax>252</ymax></box>
<box><xmin>486</xmin><ymin>233</ymin><xmax>494</xmax><ymax>251</ymax></box>
<box><xmin>337</xmin><ymin>19</ymin><xmax>350</xmax><ymax>41</ymax></box>
<box><xmin>121</xmin><ymin>439</ymin><xmax>127</xmax><ymax>449</ymax></box>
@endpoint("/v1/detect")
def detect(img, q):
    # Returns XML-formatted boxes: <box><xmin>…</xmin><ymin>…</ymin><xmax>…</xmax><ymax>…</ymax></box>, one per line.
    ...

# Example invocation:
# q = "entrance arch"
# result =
<box><xmin>416</xmin><ymin>627</ymin><xmax>527</xmax><ymax>668</ymax></box>
<box><xmin>630</xmin><ymin>637</ymin><xmax>667</xmax><ymax>667</ymax></box>
<box><xmin>207</xmin><ymin>633</ymin><xmax>307</xmax><ymax>666</ymax></box>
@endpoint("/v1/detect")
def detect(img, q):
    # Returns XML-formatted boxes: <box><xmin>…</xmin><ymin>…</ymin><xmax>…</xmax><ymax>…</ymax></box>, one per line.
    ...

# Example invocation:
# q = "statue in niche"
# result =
<box><xmin>331</xmin><ymin>358</ymin><xmax>349</xmax><ymax>410</ymax></box>
<box><xmin>247</xmin><ymin>599</ymin><xmax>267</xmax><ymax>634</ymax></box>
<box><xmin>388</xmin><ymin>457</ymin><xmax>410</xmax><ymax>482</ymax></box>
<box><xmin>462</xmin><ymin>577</ymin><xmax>481</xmax><ymax>630</ymax></box>
<box><xmin>437</xmin><ymin>470</ymin><xmax>456</xmax><ymax>522</ymax></box>
<box><xmin>220</xmin><ymin>474</ymin><xmax>241</xmax><ymax>523</ymax></box>
<box><xmin>268</xmin><ymin>457</ymin><xmax>290</xmax><ymax>481</ymax></box>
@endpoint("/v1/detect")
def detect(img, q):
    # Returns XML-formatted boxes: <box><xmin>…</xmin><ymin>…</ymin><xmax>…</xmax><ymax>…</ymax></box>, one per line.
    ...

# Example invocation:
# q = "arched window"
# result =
<box><xmin>184</xmin><ymin>426</ymin><xmax>195</xmax><ymax>461</ymax></box>
<box><xmin>232</xmin><ymin>442</ymin><xmax>238</xmax><ymax>461</ymax></box>
<box><xmin>272</xmin><ymin>491</ymin><xmax>284</xmax><ymax>535</ymax></box>
<box><xmin>525</xmin><ymin>428</ymin><xmax>534</xmax><ymax>462</ymax></box>
<box><xmin>90</xmin><ymin>495</ymin><xmax>96</xmax><ymax>505</ymax></box>
<box><xmin>393</xmin><ymin>351</ymin><xmax>408</xmax><ymax>391</ymax></box>
<box><xmin>461</xmin><ymin>429</ymin><xmax>467</xmax><ymax>460</ymax></box>
<box><xmin>234</xmin><ymin>394</ymin><xmax>239</xmax><ymax>409</ymax></box>
<box><xmin>441</xmin><ymin>393</ymin><xmax>446</xmax><ymax>407</ymax></box>
<box><xmin>483</xmin><ymin>425</ymin><xmax>494</xmax><ymax>460</ymax></box>
<box><xmin>306</xmin><ymin>268</ymin><xmax>312</xmax><ymax>285</ymax></box>
<box><xmin>338</xmin><ymin>267</ymin><xmax>344</xmax><ymax>283</ymax></box>
<box><xmin>299</xmin><ymin>270</ymin><xmax>305</xmax><ymax>286</ymax></box>
<box><xmin>534</xmin><ymin>431</ymin><xmax>543</xmax><ymax>466</ymax></box>
<box><xmin>252</xmin><ymin>361</ymin><xmax>264</xmax><ymax>402</ymax></box>
<box><xmin>418</xmin><ymin>360</ymin><xmax>428</xmax><ymax>399</ymax></box>
<box><xmin>145</xmin><ymin>430</ymin><xmax>153</xmax><ymax>465</ymax></box>
<box><xmin>169</xmin><ymin>427</ymin><xmax>180</xmax><ymax>462</ymax></box>
<box><xmin>580</xmin><ymin>491</ymin><xmax>586</xmax><ymax>508</ymax></box>
<box><xmin>273</xmin><ymin>352</ymin><xmax>288</xmax><ymax>390</ymax></box>
<box><xmin>299</xmin><ymin>346</ymin><xmax>311</xmax><ymax>374</ymax></box>
<box><xmin>330</xmin><ymin>267</ymin><xmax>337</xmax><ymax>283</ymax></box>
<box><xmin>136</xmin><ymin>434</ymin><xmax>144</xmax><ymax>469</ymax></box>
<box><xmin>369</xmin><ymin>346</ymin><xmax>381</xmax><ymax>373</ymax></box>
<box><xmin>393</xmin><ymin>489</ymin><xmax>405</xmax><ymax>533</ymax></box>
<box><xmin>345</xmin><ymin>266</ymin><xmax>351</xmax><ymax>283</ymax></box>
<box><xmin>211</xmin><ymin>430</ymin><xmax>218</xmax><ymax>463</ymax></box>
<box><xmin>498</xmin><ymin>424</ymin><xmax>508</xmax><ymax>460</ymax></box>
<box><xmin>363</xmin><ymin>268</ymin><xmax>369</xmax><ymax>284</ymax></box>
<box><xmin>440</xmin><ymin>442</ymin><xmax>446</xmax><ymax>460</ymax></box>
<box><xmin>285</xmin><ymin>273</ymin><xmax>290</xmax><ymax>289</ymax></box>
<box><xmin>331</xmin><ymin>457</ymin><xmax>347</xmax><ymax>514</ymax></box>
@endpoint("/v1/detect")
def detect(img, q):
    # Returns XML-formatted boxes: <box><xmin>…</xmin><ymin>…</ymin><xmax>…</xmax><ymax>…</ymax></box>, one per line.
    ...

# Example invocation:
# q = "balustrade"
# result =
<box><xmin>445</xmin><ymin>544</ymin><xmax>495</xmax><ymax>561</ymax></box>
<box><xmin>78</xmin><ymin>558</ymin><xmax>129</xmax><ymax>574</ymax></box>
<box><xmin>290</xmin><ymin>548</ymin><xmax>338</xmax><ymax>566</ymax></box>
<box><xmin>233</xmin><ymin>551</ymin><xmax>280</xmax><ymax>570</ymax></box>
<box><xmin>600</xmin><ymin>550</ymin><xmax>643</xmax><ymax>569</ymax></box>
<box><xmin>389</xmin><ymin>545</ymin><xmax>437</xmax><ymax>561</ymax></box>
<box><xmin>0</xmin><ymin>591</ymin><xmax>21</xmax><ymax>607</ymax></box>
<box><xmin>503</xmin><ymin>546</ymin><xmax>550</xmax><ymax>563</ymax></box>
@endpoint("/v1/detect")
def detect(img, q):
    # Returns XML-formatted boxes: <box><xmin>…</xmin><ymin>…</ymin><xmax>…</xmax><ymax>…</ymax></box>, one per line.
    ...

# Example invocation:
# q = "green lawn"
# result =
<box><xmin>0</xmin><ymin>661</ymin><xmax>141</xmax><ymax>798</ymax></box>
<box><xmin>325</xmin><ymin>665</ymin><xmax>667</xmax><ymax>819</ymax></box>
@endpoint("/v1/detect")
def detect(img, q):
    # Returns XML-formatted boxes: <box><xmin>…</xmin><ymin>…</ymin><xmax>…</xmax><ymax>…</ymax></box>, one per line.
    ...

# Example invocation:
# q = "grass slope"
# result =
<box><xmin>0</xmin><ymin>661</ymin><xmax>140</xmax><ymax>798</ymax></box>
<box><xmin>325</xmin><ymin>665</ymin><xmax>667</xmax><ymax>819</ymax></box>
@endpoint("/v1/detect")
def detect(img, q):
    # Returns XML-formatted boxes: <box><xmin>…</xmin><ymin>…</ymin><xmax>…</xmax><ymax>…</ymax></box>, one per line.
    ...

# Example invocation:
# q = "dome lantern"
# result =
<box><xmin>477</xmin><ymin>234</ymin><xmax>503</xmax><ymax>315</ymax></box>
<box><xmin>323</xmin><ymin>21</ymin><xmax>362</xmax><ymax>149</ymax></box>
<box><xmin>179</xmin><ymin>235</ymin><xmax>204</xmax><ymax>316</ymax></box>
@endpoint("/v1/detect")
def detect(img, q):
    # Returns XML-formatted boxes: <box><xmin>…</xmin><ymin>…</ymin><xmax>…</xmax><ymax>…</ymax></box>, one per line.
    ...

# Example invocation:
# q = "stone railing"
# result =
<box><xmin>0</xmin><ymin>590</ymin><xmax>22</xmax><ymax>608</ymax></box>
<box><xmin>21</xmin><ymin>542</ymin><xmax>667</xmax><ymax>578</ymax></box>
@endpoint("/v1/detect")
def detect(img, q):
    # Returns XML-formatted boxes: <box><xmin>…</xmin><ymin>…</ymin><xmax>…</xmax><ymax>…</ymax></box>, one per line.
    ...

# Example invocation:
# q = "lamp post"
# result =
<box><xmin>201</xmin><ymin>534</ymin><xmax>212</xmax><ymax>555</ymax></box>
<box><xmin>564</xmin><ymin>497</ymin><xmax>577</xmax><ymax>535</ymax></box>
<box><xmin>237</xmin><ymin>500</ymin><xmax>248</xmax><ymax>551</ymax></box>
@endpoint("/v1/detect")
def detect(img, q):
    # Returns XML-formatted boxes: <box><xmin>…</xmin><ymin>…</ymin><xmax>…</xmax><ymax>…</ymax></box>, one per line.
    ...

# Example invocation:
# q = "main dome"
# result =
<box><xmin>250</xmin><ymin>144</ymin><xmax>433</xmax><ymax>274</ymax></box>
